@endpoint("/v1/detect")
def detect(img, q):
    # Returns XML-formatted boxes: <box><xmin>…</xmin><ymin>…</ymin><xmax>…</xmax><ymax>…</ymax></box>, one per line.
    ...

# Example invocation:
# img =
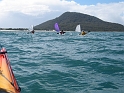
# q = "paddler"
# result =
<box><xmin>60</xmin><ymin>30</ymin><xmax>65</xmax><ymax>35</ymax></box>
<box><xmin>81</xmin><ymin>31</ymin><xmax>86</xmax><ymax>35</ymax></box>
<box><xmin>31</xmin><ymin>30</ymin><xmax>35</xmax><ymax>34</ymax></box>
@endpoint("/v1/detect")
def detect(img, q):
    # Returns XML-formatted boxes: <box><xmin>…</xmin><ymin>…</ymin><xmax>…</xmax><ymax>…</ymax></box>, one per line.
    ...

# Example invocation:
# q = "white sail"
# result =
<box><xmin>75</xmin><ymin>24</ymin><xmax>81</xmax><ymax>32</ymax></box>
<box><xmin>31</xmin><ymin>25</ymin><xmax>34</xmax><ymax>30</ymax></box>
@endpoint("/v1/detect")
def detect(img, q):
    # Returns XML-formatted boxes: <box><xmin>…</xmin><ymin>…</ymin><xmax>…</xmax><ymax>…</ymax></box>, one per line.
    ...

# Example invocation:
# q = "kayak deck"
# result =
<box><xmin>0</xmin><ymin>48</ymin><xmax>21</xmax><ymax>93</ymax></box>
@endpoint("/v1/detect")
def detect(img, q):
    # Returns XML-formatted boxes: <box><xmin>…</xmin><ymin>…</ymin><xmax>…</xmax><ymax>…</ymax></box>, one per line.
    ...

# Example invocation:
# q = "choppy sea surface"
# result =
<box><xmin>0</xmin><ymin>31</ymin><xmax>124</xmax><ymax>93</ymax></box>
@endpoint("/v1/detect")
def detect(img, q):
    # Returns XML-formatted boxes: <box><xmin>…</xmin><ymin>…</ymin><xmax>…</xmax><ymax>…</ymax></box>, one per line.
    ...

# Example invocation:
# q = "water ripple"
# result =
<box><xmin>0</xmin><ymin>31</ymin><xmax>124</xmax><ymax>93</ymax></box>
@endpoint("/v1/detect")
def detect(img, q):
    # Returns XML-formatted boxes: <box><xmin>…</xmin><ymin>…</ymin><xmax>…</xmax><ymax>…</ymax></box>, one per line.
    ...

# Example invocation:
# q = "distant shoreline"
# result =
<box><xmin>0</xmin><ymin>28</ymin><xmax>28</xmax><ymax>30</ymax></box>
<box><xmin>0</xmin><ymin>30</ymin><xmax>124</xmax><ymax>32</ymax></box>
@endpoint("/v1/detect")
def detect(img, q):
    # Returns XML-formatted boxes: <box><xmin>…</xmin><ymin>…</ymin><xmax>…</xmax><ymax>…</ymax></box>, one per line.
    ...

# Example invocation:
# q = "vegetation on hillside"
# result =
<box><xmin>34</xmin><ymin>12</ymin><xmax>124</xmax><ymax>31</ymax></box>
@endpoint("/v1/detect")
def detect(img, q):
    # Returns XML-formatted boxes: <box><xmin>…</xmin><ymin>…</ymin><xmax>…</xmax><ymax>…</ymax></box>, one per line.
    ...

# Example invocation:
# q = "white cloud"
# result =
<box><xmin>0</xmin><ymin>0</ymin><xmax>50</xmax><ymax>16</ymax></box>
<box><xmin>68</xmin><ymin>2</ymin><xmax>124</xmax><ymax>25</ymax></box>
<box><xmin>0</xmin><ymin>0</ymin><xmax>124</xmax><ymax>27</ymax></box>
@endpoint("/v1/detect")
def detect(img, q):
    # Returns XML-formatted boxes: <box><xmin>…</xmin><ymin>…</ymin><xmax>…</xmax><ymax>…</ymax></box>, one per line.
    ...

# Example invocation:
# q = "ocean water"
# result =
<box><xmin>0</xmin><ymin>31</ymin><xmax>124</xmax><ymax>93</ymax></box>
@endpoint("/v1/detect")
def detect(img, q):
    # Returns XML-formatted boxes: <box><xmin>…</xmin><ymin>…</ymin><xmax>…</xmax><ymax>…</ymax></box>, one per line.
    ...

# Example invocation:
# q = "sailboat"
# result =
<box><xmin>54</xmin><ymin>23</ymin><xmax>65</xmax><ymax>35</ymax></box>
<box><xmin>27</xmin><ymin>25</ymin><xmax>35</xmax><ymax>34</ymax></box>
<box><xmin>75</xmin><ymin>24</ymin><xmax>87</xmax><ymax>35</ymax></box>
<box><xmin>30</xmin><ymin>25</ymin><xmax>35</xmax><ymax>34</ymax></box>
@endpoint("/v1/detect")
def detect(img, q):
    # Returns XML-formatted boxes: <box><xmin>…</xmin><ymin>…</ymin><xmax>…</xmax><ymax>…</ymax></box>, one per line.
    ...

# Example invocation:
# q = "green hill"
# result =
<box><xmin>34</xmin><ymin>12</ymin><xmax>124</xmax><ymax>31</ymax></box>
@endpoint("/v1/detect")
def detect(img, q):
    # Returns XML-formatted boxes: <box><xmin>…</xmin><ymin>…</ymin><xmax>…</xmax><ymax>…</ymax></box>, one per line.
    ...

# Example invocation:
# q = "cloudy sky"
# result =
<box><xmin>0</xmin><ymin>0</ymin><xmax>124</xmax><ymax>28</ymax></box>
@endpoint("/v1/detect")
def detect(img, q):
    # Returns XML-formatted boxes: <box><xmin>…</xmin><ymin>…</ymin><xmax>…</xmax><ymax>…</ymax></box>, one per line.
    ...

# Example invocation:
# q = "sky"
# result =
<box><xmin>0</xmin><ymin>0</ymin><xmax>124</xmax><ymax>28</ymax></box>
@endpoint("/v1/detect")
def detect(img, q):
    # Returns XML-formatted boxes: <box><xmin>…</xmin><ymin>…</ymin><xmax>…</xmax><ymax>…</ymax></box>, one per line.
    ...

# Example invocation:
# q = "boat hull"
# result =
<box><xmin>0</xmin><ymin>48</ymin><xmax>20</xmax><ymax>93</ymax></box>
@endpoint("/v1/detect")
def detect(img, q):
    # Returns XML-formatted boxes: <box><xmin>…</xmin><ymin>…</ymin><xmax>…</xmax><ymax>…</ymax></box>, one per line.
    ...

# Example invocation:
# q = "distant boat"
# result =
<box><xmin>27</xmin><ymin>25</ymin><xmax>35</xmax><ymax>34</ymax></box>
<box><xmin>54</xmin><ymin>23</ymin><xmax>65</xmax><ymax>35</ymax></box>
<box><xmin>75</xmin><ymin>24</ymin><xmax>88</xmax><ymax>35</ymax></box>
